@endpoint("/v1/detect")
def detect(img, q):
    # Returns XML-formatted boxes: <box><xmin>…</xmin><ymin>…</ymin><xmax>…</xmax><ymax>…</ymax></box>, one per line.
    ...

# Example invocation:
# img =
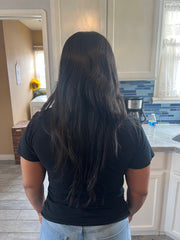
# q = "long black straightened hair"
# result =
<box><xmin>42</xmin><ymin>31</ymin><xmax>127</xmax><ymax>207</ymax></box>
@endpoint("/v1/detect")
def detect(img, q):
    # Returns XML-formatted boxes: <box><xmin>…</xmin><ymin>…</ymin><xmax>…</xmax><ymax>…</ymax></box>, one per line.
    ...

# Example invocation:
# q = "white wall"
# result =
<box><xmin>0</xmin><ymin>0</ymin><xmax>56</xmax><ymax>92</ymax></box>
<box><xmin>3</xmin><ymin>20</ymin><xmax>34</xmax><ymax>125</ymax></box>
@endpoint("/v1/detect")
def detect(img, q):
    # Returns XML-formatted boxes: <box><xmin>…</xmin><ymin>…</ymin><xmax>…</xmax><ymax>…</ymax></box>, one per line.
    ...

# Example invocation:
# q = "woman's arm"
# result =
<box><xmin>20</xmin><ymin>157</ymin><xmax>46</xmax><ymax>223</ymax></box>
<box><xmin>125</xmin><ymin>165</ymin><xmax>150</xmax><ymax>222</ymax></box>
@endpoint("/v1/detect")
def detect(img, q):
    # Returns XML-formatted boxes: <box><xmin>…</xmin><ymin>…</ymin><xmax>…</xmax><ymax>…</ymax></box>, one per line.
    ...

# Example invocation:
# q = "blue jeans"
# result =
<box><xmin>40</xmin><ymin>217</ymin><xmax>131</xmax><ymax>240</ymax></box>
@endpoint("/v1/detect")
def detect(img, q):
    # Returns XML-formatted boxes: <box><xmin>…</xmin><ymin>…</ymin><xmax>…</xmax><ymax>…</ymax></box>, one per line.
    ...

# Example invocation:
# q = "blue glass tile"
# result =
<box><xmin>170</xmin><ymin>104</ymin><xmax>180</xmax><ymax>106</ymax></box>
<box><xmin>160</xmin><ymin>120</ymin><xmax>170</xmax><ymax>122</ymax></box>
<box><xmin>144</xmin><ymin>103</ymin><xmax>155</xmax><ymax>106</ymax></box>
<box><xmin>170</xmin><ymin>120</ymin><xmax>180</xmax><ymax>123</ymax></box>
<box><xmin>161</xmin><ymin>104</ymin><xmax>171</xmax><ymax>107</ymax></box>
<box><xmin>122</xmin><ymin>90</ymin><xmax>136</xmax><ymax>93</ymax></box>
<box><xmin>136</xmin><ymin>85</ymin><xmax>146</xmax><ymax>87</ymax></box>
<box><xmin>153</xmin><ymin>104</ymin><xmax>162</xmax><ymax>107</ymax></box>
<box><xmin>170</xmin><ymin>109</ymin><xmax>178</xmax><ymax>111</ymax></box>
<box><xmin>119</xmin><ymin>80</ymin><xmax>180</xmax><ymax>123</ymax></box>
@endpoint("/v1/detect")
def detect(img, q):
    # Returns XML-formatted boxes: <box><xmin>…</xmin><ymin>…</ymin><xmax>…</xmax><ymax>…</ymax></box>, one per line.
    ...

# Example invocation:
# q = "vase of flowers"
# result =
<box><xmin>30</xmin><ymin>78</ymin><xmax>41</xmax><ymax>91</ymax></box>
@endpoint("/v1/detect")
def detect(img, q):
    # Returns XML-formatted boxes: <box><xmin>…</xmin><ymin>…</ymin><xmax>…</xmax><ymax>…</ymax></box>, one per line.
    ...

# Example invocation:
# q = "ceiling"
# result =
<box><xmin>19</xmin><ymin>19</ymin><xmax>42</xmax><ymax>30</ymax></box>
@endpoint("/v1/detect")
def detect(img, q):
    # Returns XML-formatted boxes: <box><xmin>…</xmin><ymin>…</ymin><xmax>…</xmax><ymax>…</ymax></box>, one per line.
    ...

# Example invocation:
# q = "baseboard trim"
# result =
<box><xmin>131</xmin><ymin>230</ymin><xmax>159</xmax><ymax>236</ymax></box>
<box><xmin>165</xmin><ymin>231</ymin><xmax>180</xmax><ymax>240</ymax></box>
<box><xmin>0</xmin><ymin>154</ymin><xmax>15</xmax><ymax>160</ymax></box>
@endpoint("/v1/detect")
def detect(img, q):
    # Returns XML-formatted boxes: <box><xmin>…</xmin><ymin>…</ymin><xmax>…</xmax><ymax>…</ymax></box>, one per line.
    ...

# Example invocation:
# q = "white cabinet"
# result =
<box><xmin>107</xmin><ymin>0</ymin><xmax>161</xmax><ymax>81</ymax></box>
<box><xmin>50</xmin><ymin>0</ymin><xmax>162</xmax><ymax>83</ymax></box>
<box><xmin>126</xmin><ymin>152</ymin><xmax>167</xmax><ymax>235</ymax></box>
<box><xmin>167</xmin><ymin>174</ymin><xmax>180</xmax><ymax>239</ymax></box>
<box><xmin>130</xmin><ymin>172</ymin><xmax>164</xmax><ymax>235</ymax></box>
<box><xmin>125</xmin><ymin>151</ymin><xmax>180</xmax><ymax>238</ymax></box>
<box><xmin>164</xmin><ymin>153</ymin><xmax>180</xmax><ymax>240</ymax></box>
<box><xmin>57</xmin><ymin>0</ymin><xmax>106</xmax><ymax>50</ymax></box>
<box><xmin>50</xmin><ymin>0</ymin><xmax>107</xmax><ymax>83</ymax></box>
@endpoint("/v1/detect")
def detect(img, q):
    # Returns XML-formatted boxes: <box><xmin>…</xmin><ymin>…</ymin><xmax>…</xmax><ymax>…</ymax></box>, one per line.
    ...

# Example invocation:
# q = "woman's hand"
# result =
<box><xmin>128</xmin><ymin>215</ymin><xmax>133</xmax><ymax>223</ymax></box>
<box><xmin>38</xmin><ymin>212</ymin><xmax>42</xmax><ymax>224</ymax></box>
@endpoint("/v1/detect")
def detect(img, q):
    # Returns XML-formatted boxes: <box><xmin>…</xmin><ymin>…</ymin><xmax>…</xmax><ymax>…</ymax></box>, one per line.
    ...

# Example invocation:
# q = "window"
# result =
<box><xmin>34</xmin><ymin>49</ymin><xmax>46</xmax><ymax>89</ymax></box>
<box><xmin>154</xmin><ymin>1</ymin><xmax>180</xmax><ymax>103</ymax></box>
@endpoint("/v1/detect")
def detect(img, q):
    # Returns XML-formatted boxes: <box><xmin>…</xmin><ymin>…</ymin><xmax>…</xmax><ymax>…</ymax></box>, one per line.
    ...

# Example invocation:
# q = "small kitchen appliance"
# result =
<box><xmin>124</xmin><ymin>96</ymin><xmax>146</xmax><ymax>123</ymax></box>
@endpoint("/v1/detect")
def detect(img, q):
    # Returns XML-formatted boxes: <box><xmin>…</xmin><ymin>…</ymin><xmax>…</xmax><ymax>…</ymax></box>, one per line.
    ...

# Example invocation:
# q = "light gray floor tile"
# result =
<box><xmin>0</xmin><ymin>160</ymin><xmax>14</xmax><ymax>165</ymax></box>
<box><xmin>132</xmin><ymin>236</ymin><xmax>173</xmax><ymax>240</ymax></box>
<box><xmin>0</xmin><ymin>192</ymin><xmax>27</xmax><ymax>201</ymax></box>
<box><xmin>0</xmin><ymin>220</ymin><xmax>41</xmax><ymax>232</ymax></box>
<box><xmin>0</xmin><ymin>232</ymin><xmax>9</xmax><ymax>240</ymax></box>
<box><xmin>160</xmin><ymin>237</ymin><xmax>173</xmax><ymax>240</ymax></box>
<box><xmin>0</xmin><ymin>166</ymin><xmax>21</xmax><ymax>173</ymax></box>
<box><xmin>8</xmin><ymin>184</ymin><xmax>24</xmax><ymax>193</ymax></box>
<box><xmin>0</xmin><ymin>210</ymin><xmax>20</xmax><ymax>220</ymax></box>
<box><xmin>17</xmin><ymin>210</ymin><xmax>39</xmax><ymax>220</ymax></box>
<box><xmin>0</xmin><ymin>200</ymin><xmax>33</xmax><ymax>210</ymax></box>
<box><xmin>0</xmin><ymin>184</ymin><xmax>11</xmax><ymax>192</ymax></box>
<box><xmin>7</xmin><ymin>232</ymin><xmax>40</xmax><ymax>240</ymax></box>
<box><xmin>0</xmin><ymin>173</ymin><xmax>20</xmax><ymax>179</ymax></box>
<box><xmin>0</xmin><ymin>178</ymin><xmax>22</xmax><ymax>185</ymax></box>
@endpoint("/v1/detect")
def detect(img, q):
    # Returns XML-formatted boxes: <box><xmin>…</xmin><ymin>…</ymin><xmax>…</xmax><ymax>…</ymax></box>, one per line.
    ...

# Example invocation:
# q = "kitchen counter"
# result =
<box><xmin>143</xmin><ymin>124</ymin><xmax>180</xmax><ymax>153</ymax></box>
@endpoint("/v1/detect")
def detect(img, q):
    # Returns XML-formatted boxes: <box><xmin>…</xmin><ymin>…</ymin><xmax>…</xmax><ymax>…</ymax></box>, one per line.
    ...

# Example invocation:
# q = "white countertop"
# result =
<box><xmin>143</xmin><ymin>124</ymin><xmax>180</xmax><ymax>153</ymax></box>
<box><xmin>31</xmin><ymin>95</ymin><xmax>47</xmax><ymax>103</ymax></box>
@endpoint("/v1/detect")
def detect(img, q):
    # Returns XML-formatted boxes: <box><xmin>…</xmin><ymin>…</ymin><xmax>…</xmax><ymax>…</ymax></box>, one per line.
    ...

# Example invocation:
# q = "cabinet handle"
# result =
<box><xmin>16</xmin><ymin>129</ymin><xmax>22</xmax><ymax>132</ymax></box>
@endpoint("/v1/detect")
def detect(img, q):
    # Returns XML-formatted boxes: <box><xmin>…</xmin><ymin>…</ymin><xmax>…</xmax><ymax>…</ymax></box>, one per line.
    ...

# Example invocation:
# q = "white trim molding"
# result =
<box><xmin>153</xmin><ymin>97</ymin><xmax>180</xmax><ymax>104</ymax></box>
<box><xmin>50</xmin><ymin>0</ymin><xmax>61</xmax><ymax>85</ymax></box>
<box><xmin>0</xmin><ymin>9</ymin><xmax>51</xmax><ymax>97</ymax></box>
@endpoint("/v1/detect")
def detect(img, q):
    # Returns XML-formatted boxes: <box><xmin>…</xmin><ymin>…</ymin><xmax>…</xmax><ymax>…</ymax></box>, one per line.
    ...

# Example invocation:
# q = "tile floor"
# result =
<box><xmin>0</xmin><ymin>160</ymin><xmax>174</xmax><ymax>240</ymax></box>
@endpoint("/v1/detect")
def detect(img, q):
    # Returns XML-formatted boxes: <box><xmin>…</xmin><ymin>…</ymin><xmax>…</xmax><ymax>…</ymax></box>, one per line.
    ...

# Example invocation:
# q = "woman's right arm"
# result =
<box><xmin>125</xmin><ymin>165</ymin><xmax>150</xmax><ymax>222</ymax></box>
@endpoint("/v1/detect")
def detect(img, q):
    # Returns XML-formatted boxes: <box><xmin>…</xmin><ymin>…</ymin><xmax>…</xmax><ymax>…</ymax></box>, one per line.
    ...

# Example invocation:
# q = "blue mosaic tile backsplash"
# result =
<box><xmin>119</xmin><ymin>80</ymin><xmax>180</xmax><ymax>124</ymax></box>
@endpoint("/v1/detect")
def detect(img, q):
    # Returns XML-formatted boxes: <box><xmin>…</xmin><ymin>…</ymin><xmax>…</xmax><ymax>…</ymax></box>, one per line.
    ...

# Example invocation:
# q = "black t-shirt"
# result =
<box><xmin>17</xmin><ymin>109</ymin><xmax>154</xmax><ymax>226</ymax></box>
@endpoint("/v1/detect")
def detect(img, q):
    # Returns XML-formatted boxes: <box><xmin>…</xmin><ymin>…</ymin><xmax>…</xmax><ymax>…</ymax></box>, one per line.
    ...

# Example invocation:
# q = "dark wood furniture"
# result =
<box><xmin>12</xmin><ymin>120</ymin><xmax>29</xmax><ymax>164</ymax></box>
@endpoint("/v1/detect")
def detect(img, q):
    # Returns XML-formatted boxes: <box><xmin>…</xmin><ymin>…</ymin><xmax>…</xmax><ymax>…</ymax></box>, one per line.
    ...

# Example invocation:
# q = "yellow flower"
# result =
<box><xmin>30</xmin><ymin>78</ymin><xmax>41</xmax><ymax>91</ymax></box>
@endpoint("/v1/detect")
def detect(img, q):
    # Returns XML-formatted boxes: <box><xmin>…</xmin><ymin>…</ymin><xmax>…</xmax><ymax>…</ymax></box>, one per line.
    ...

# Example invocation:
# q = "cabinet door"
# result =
<box><xmin>107</xmin><ymin>0</ymin><xmax>161</xmax><ymax>81</ymax></box>
<box><xmin>170</xmin><ymin>175</ymin><xmax>180</xmax><ymax>239</ymax></box>
<box><xmin>50</xmin><ymin>0</ymin><xmax>107</xmax><ymax>84</ymax></box>
<box><xmin>58</xmin><ymin>0</ymin><xmax>106</xmax><ymax>49</ymax></box>
<box><xmin>129</xmin><ymin>171</ymin><xmax>164</xmax><ymax>234</ymax></box>
<box><xmin>165</xmin><ymin>173</ymin><xmax>180</xmax><ymax>240</ymax></box>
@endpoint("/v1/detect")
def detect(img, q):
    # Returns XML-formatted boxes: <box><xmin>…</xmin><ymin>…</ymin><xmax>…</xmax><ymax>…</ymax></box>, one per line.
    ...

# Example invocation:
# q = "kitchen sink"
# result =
<box><xmin>172</xmin><ymin>134</ymin><xmax>180</xmax><ymax>142</ymax></box>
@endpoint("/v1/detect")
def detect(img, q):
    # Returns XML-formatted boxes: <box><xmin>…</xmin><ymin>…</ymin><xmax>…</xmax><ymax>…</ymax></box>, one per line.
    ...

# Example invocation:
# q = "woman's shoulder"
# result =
<box><xmin>32</xmin><ymin>108</ymin><xmax>52</xmax><ymax>121</ymax></box>
<box><xmin>120</xmin><ymin>116</ymin><xmax>141</xmax><ymax>133</ymax></box>
<box><xmin>117</xmin><ymin>116</ymin><xmax>146</xmax><ymax>145</ymax></box>
<box><xmin>27</xmin><ymin>108</ymin><xmax>53</xmax><ymax>133</ymax></box>
<box><xmin>119</xmin><ymin>116</ymin><xmax>151</xmax><ymax>148</ymax></box>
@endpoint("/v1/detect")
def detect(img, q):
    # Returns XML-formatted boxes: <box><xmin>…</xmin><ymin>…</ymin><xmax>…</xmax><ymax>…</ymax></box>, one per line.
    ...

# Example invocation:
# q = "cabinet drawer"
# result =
<box><xmin>151</xmin><ymin>152</ymin><xmax>168</xmax><ymax>170</ymax></box>
<box><xmin>12</xmin><ymin>128</ymin><xmax>24</xmax><ymax>136</ymax></box>
<box><xmin>172</xmin><ymin>153</ymin><xmax>180</xmax><ymax>174</ymax></box>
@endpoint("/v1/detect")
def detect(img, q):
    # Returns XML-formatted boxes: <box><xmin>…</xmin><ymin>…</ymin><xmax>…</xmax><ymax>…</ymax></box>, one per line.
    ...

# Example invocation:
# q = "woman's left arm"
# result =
<box><xmin>20</xmin><ymin>157</ymin><xmax>46</xmax><ymax>223</ymax></box>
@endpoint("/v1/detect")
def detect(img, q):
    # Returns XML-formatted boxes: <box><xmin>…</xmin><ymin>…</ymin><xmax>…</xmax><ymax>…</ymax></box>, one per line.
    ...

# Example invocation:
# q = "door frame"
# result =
<box><xmin>0</xmin><ymin>9</ymin><xmax>51</xmax><ymax>97</ymax></box>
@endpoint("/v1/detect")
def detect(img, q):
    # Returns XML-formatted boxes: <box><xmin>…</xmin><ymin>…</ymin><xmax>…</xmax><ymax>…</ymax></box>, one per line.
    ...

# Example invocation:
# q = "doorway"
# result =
<box><xmin>0</xmin><ymin>10</ymin><xmax>51</xmax><ymax>161</ymax></box>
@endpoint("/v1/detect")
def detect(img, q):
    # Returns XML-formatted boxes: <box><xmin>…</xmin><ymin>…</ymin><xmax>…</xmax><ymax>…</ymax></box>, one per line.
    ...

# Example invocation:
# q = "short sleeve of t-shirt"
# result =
<box><xmin>128</xmin><ymin>124</ymin><xmax>154</xmax><ymax>169</ymax></box>
<box><xmin>17</xmin><ymin>114</ymin><xmax>40</xmax><ymax>162</ymax></box>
